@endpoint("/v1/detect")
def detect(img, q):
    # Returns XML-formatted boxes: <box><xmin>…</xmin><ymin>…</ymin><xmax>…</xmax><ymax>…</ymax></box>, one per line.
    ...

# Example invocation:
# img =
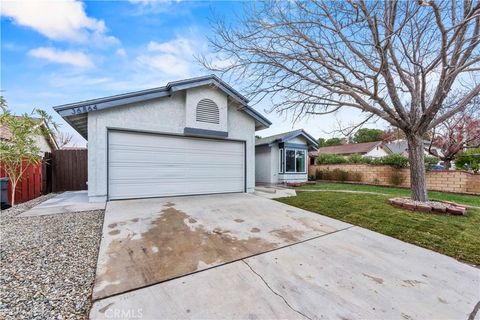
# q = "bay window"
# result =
<box><xmin>280</xmin><ymin>149</ymin><xmax>307</xmax><ymax>173</ymax></box>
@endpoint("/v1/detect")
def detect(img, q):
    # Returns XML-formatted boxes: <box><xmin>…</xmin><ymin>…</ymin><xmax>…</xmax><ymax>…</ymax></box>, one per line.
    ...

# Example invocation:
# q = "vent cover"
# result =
<box><xmin>196</xmin><ymin>99</ymin><xmax>220</xmax><ymax>124</ymax></box>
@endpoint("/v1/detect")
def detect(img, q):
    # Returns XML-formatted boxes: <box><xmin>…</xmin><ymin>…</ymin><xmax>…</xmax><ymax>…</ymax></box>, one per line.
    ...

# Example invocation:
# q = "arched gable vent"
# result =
<box><xmin>196</xmin><ymin>98</ymin><xmax>220</xmax><ymax>124</ymax></box>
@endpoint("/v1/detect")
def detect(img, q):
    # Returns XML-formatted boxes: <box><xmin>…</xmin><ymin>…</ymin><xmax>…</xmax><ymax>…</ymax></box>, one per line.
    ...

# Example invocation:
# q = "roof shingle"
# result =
<box><xmin>310</xmin><ymin>141</ymin><xmax>384</xmax><ymax>156</ymax></box>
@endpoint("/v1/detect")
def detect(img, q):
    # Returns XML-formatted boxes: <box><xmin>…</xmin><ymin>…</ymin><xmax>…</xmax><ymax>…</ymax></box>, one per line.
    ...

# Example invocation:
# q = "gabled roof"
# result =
<box><xmin>385</xmin><ymin>140</ymin><xmax>409</xmax><ymax>155</ymax></box>
<box><xmin>255</xmin><ymin>129</ymin><xmax>319</xmax><ymax>149</ymax></box>
<box><xmin>53</xmin><ymin>75</ymin><xmax>271</xmax><ymax>139</ymax></box>
<box><xmin>0</xmin><ymin>116</ymin><xmax>58</xmax><ymax>150</ymax></box>
<box><xmin>309</xmin><ymin>141</ymin><xmax>387</xmax><ymax>156</ymax></box>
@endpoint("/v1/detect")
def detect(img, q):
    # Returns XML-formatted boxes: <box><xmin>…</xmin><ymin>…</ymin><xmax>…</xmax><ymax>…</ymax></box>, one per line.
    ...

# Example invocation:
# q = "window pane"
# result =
<box><xmin>286</xmin><ymin>150</ymin><xmax>296</xmax><ymax>172</ymax></box>
<box><xmin>296</xmin><ymin>150</ymin><xmax>305</xmax><ymax>172</ymax></box>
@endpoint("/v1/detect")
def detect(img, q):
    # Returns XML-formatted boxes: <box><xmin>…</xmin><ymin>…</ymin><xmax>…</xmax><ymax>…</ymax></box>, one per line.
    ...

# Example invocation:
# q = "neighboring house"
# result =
<box><xmin>0</xmin><ymin>117</ymin><xmax>58</xmax><ymax>153</ymax></box>
<box><xmin>386</xmin><ymin>139</ymin><xmax>435</xmax><ymax>157</ymax></box>
<box><xmin>255</xmin><ymin>129</ymin><xmax>318</xmax><ymax>184</ymax></box>
<box><xmin>54</xmin><ymin>75</ymin><xmax>271</xmax><ymax>202</ymax></box>
<box><xmin>0</xmin><ymin>117</ymin><xmax>58</xmax><ymax>205</ymax></box>
<box><xmin>309</xmin><ymin>141</ymin><xmax>391</xmax><ymax>164</ymax></box>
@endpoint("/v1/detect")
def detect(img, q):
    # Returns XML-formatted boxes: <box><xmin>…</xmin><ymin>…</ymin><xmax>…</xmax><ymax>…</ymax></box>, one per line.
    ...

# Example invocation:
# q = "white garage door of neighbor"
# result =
<box><xmin>108</xmin><ymin>130</ymin><xmax>245</xmax><ymax>200</ymax></box>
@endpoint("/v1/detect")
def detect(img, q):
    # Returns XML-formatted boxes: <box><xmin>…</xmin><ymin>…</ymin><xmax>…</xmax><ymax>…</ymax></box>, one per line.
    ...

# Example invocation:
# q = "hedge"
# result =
<box><xmin>315</xmin><ymin>153</ymin><xmax>437</xmax><ymax>170</ymax></box>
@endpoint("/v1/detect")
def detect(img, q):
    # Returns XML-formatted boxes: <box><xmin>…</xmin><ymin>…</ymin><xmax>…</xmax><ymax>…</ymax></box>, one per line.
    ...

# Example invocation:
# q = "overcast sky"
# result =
<box><xmin>1</xmin><ymin>0</ymin><xmax>388</xmax><ymax>147</ymax></box>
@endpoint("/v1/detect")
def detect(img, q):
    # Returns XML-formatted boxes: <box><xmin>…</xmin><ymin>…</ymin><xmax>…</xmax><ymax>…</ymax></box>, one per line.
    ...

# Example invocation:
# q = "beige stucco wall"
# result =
<box><xmin>309</xmin><ymin>164</ymin><xmax>480</xmax><ymax>194</ymax></box>
<box><xmin>34</xmin><ymin>134</ymin><xmax>53</xmax><ymax>153</ymax></box>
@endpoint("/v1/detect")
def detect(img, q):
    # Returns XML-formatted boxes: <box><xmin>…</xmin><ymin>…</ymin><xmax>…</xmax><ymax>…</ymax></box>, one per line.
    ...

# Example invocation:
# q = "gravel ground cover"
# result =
<box><xmin>0</xmin><ymin>197</ymin><xmax>104</xmax><ymax>319</ymax></box>
<box><xmin>1</xmin><ymin>193</ymin><xmax>59</xmax><ymax>219</ymax></box>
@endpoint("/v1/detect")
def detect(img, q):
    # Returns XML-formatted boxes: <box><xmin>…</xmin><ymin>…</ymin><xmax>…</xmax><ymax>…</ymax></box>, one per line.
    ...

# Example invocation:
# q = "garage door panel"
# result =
<box><xmin>108</xmin><ymin>131</ymin><xmax>245</xmax><ymax>200</ymax></box>
<box><xmin>109</xmin><ymin>180</ymin><xmax>244</xmax><ymax>199</ymax></box>
<box><xmin>108</xmin><ymin>167</ymin><xmax>244</xmax><ymax>180</ymax></box>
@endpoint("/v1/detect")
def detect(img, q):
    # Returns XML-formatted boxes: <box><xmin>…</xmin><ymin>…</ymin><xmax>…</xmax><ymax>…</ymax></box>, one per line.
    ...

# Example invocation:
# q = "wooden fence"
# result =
<box><xmin>0</xmin><ymin>162</ymin><xmax>43</xmax><ymax>204</ymax></box>
<box><xmin>1</xmin><ymin>149</ymin><xmax>88</xmax><ymax>205</ymax></box>
<box><xmin>52</xmin><ymin>149</ymin><xmax>88</xmax><ymax>192</ymax></box>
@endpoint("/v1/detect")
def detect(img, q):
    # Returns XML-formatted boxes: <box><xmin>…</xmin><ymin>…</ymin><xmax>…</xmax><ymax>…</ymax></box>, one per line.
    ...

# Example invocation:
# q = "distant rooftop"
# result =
<box><xmin>310</xmin><ymin>141</ymin><xmax>384</xmax><ymax>156</ymax></box>
<box><xmin>255</xmin><ymin>129</ymin><xmax>318</xmax><ymax>149</ymax></box>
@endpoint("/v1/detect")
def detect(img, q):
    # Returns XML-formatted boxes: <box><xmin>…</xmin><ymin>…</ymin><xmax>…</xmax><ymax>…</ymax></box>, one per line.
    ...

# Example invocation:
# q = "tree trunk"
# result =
<box><xmin>444</xmin><ymin>160</ymin><xmax>451</xmax><ymax>170</ymax></box>
<box><xmin>406</xmin><ymin>134</ymin><xmax>428</xmax><ymax>202</ymax></box>
<box><xmin>10</xmin><ymin>180</ymin><xmax>16</xmax><ymax>206</ymax></box>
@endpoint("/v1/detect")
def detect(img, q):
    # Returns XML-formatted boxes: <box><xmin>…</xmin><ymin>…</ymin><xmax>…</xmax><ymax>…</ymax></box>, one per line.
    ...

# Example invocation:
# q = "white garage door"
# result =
<box><xmin>108</xmin><ymin>130</ymin><xmax>245</xmax><ymax>200</ymax></box>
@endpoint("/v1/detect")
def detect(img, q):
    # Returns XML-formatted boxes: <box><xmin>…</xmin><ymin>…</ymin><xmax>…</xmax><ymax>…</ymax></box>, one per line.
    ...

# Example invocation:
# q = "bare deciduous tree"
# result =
<box><xmin>55</xmin><ymin>131</ymin><xmax>74</xmax><ymax>149</ymax></box>
<box><xmin>202</xmin><ymin>0</ymin><xmax>480</xmax><ymax>201</ymax></box>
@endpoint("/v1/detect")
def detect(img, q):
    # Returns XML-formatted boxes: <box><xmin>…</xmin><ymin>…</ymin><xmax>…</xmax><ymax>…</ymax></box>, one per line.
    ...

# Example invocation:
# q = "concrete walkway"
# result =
<box><xmin>90</xmin><ymin>194</ymin><xmax>480</xmax><ymax>320</ymax></box>
<box><xmin>19</xmin><ymin>191</ymin><xmax>105</xmax><ymax>217</ymax></box>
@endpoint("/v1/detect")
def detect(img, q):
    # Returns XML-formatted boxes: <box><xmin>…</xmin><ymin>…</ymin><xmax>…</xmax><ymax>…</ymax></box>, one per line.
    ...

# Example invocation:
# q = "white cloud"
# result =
<box><xmin>128</xmin><ymin>0</ymin><xmax>159</xmax><ymax>5</ymax></box>
<box><xmin>29</xmin><ymin>47</ymin><xmax>94</xmax><ymax>68</ymax></box>
<box><xmin>136</xmin><ymin>37</ymin><xmax>201</xmax><ymax>77</ymax></box>
<box><xmin>137</xmin><ymin>54</ymin><xmax>191</xmax><ymax>77</ymax></box>
<box><xmin>116</xmin><ymin>48</ymin><xmax>127</xmax><ymax>57</ymax></box>
<box><xmin>147</xmin><ymin>38</ymin><xmax>194</xmax><ymax>56</ymax></box>
<box><xmin>128</xmin><ymin>0</ymin><xmax>179</xmax><ymax>7</ymax></box>
<box><xmin>1</xmin><ymin>0</ymin><xmax>118</xmax><ymax>45</ymax></box>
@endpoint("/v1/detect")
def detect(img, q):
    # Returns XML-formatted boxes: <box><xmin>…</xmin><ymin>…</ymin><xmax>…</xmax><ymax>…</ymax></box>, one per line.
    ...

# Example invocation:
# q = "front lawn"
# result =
<box><xmin>277</xmin><ymin>191</ymin><xmax>480</xmax><ymax>265</ymax></box>
<box><xmin>296</xmin><ymin>181</ymin><xmax>480</xmax><ymax>207</ymax></box>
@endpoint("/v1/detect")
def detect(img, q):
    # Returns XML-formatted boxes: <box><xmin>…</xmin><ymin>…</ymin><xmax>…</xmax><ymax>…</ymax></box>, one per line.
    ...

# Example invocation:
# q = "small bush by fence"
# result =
<box><xmin>309</xmin><ymin>164</ymin><xmax>480</xmax><ymax>195</ymax></box>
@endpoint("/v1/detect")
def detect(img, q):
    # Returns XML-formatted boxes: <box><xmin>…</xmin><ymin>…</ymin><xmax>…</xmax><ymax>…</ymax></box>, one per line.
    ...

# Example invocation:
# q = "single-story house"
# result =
<box><xmin>1</xmin><ymin>117</ymin><xmax>58</xmax><ymax>206</ymax></box>
<box><xmin>255</xmin><ymin>129</ymin><xmax>318</xmax><ymax>184</ymax></box>
<box><xmin>53</xmin><ymin>75</ymin><xmax>271</xmax><ymax>202</ymax></box>
<box><xmin>386</xmin><ymin>139</ymin><xmax>434</xmax><ymax>157</ymax></box>
<box><xmin>309</xmin><ymin>141</ymin><xmax>391</xmax><ymax>164</ymax></box>
<box><xmin>0</xmin><ymin>116</ymin><xmax>58</xmax><ymax>153</ymax></box>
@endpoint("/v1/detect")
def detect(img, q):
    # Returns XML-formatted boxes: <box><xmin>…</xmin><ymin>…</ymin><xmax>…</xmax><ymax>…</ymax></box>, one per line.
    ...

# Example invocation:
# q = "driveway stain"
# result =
<box><xmin>94</xmin><ymin>204</ymin><xmax>276</xmax><ymax>299</ymax></box>
<box><xmin>251</xmin><ymin>227</ymin><xmax>261</xmax><ymax>233</ymax></box>
<box><xmin>234</xmin><ymin>219</ymin><xmax>244</xmax><ymax>223</ymax></box>
<box><xmin>108</xmin><ymin>229</ymin><xmax>120</xmax><ymax>236</ymax></box>
<box><xmin>293</xmin><ymin>216</ymin><xmax>335</xmax><ymax>234</ymax></box>
<box><xmin>270</xmin><ymin>228</ymin><xmax>305</xmax><ymax>242</ymax></box>
<box><xmin>362</xmin><ymin>273</ymin><xmax>384</xmax><ymax>284</ymax></box>
<box><xmin>438</xmin><ymin>297</ymin><xmax>448</xmax><ymax>304</ymax></box>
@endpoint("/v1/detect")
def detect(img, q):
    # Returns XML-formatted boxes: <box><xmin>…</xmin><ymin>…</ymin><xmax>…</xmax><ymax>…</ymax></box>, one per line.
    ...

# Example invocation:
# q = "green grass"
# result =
<box><xmin>297</xmin><ymin>181</ymin><xmax>480</xmax><ymax>207</ymax></box>
<box><xmin>277</xmin><ymin>191</ymin><xmax>480</xmax><ymax>265</ymax></box>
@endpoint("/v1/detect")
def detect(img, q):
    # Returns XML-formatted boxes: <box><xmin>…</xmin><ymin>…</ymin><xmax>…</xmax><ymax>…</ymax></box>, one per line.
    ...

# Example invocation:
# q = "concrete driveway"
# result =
<box><xmin>20</xmin><ymin>191</ymin><xmax>105</xmax><ymax>217</ymax></box>
<box><xmin>90</xmin><ymin>193</ymin><xmax>480</xmax><ymax>319</ymax></box>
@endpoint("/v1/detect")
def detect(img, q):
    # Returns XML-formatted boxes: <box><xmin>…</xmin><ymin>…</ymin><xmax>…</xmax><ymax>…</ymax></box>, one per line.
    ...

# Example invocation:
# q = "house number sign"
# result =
<box><xmin>71</xmin><ymin>105</ymin><xmax>98</xmax><ymax>115</ymax></box>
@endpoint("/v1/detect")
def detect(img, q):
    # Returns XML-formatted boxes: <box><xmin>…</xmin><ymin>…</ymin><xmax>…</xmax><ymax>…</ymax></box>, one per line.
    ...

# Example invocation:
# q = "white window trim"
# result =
<box><xmin>279</xmin><ymin>148</ymin><xmax>284</xmax><ymax>173</ymax></box>
<box><xmin>284</xmin><ymin>148</ymin><xmax>307</xmax><ymax>174</ymax></box>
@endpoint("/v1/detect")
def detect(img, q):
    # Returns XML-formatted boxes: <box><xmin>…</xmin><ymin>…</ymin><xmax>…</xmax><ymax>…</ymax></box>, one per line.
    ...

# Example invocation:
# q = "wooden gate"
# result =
<box><xmin>52</xmin><ymin>149</ymin><xmax>88</xmax><ymax>192</ymax></box>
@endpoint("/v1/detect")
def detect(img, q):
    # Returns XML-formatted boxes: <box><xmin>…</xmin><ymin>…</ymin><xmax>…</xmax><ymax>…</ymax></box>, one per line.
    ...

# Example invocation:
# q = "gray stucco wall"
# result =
<box><xmin>255</xmin><ymin>146</ymin><xmax>271</xmax><ymax>184</ymax></box>
<box><xmin>255</xmin><ymin>135</ymin><xmax>309</xmax><ymax>185</ymax></box>
<box><xmin>87</xmin><ymin>87</ymin><xmax>256</xmax><ymax>202</ymax></box>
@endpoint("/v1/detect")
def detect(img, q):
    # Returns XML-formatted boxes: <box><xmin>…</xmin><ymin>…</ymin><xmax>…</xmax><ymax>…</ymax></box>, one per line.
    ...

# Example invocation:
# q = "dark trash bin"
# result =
<box><xmin>1</xmin><ymin>177</ymin><xmax>10</xmax><ymax>210</ymax></box>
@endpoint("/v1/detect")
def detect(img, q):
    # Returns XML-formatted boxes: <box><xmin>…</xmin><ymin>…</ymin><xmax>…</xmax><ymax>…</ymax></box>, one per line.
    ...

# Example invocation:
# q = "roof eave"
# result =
<box><xmin>53</xmin><ymin>75</ymin><xmax>271</xmax><ymax>139</ymax></box>
<box><xmin>281</xmin><ymin>130</ymin><xmax>319</xmax><ymax>149</ymax></box>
